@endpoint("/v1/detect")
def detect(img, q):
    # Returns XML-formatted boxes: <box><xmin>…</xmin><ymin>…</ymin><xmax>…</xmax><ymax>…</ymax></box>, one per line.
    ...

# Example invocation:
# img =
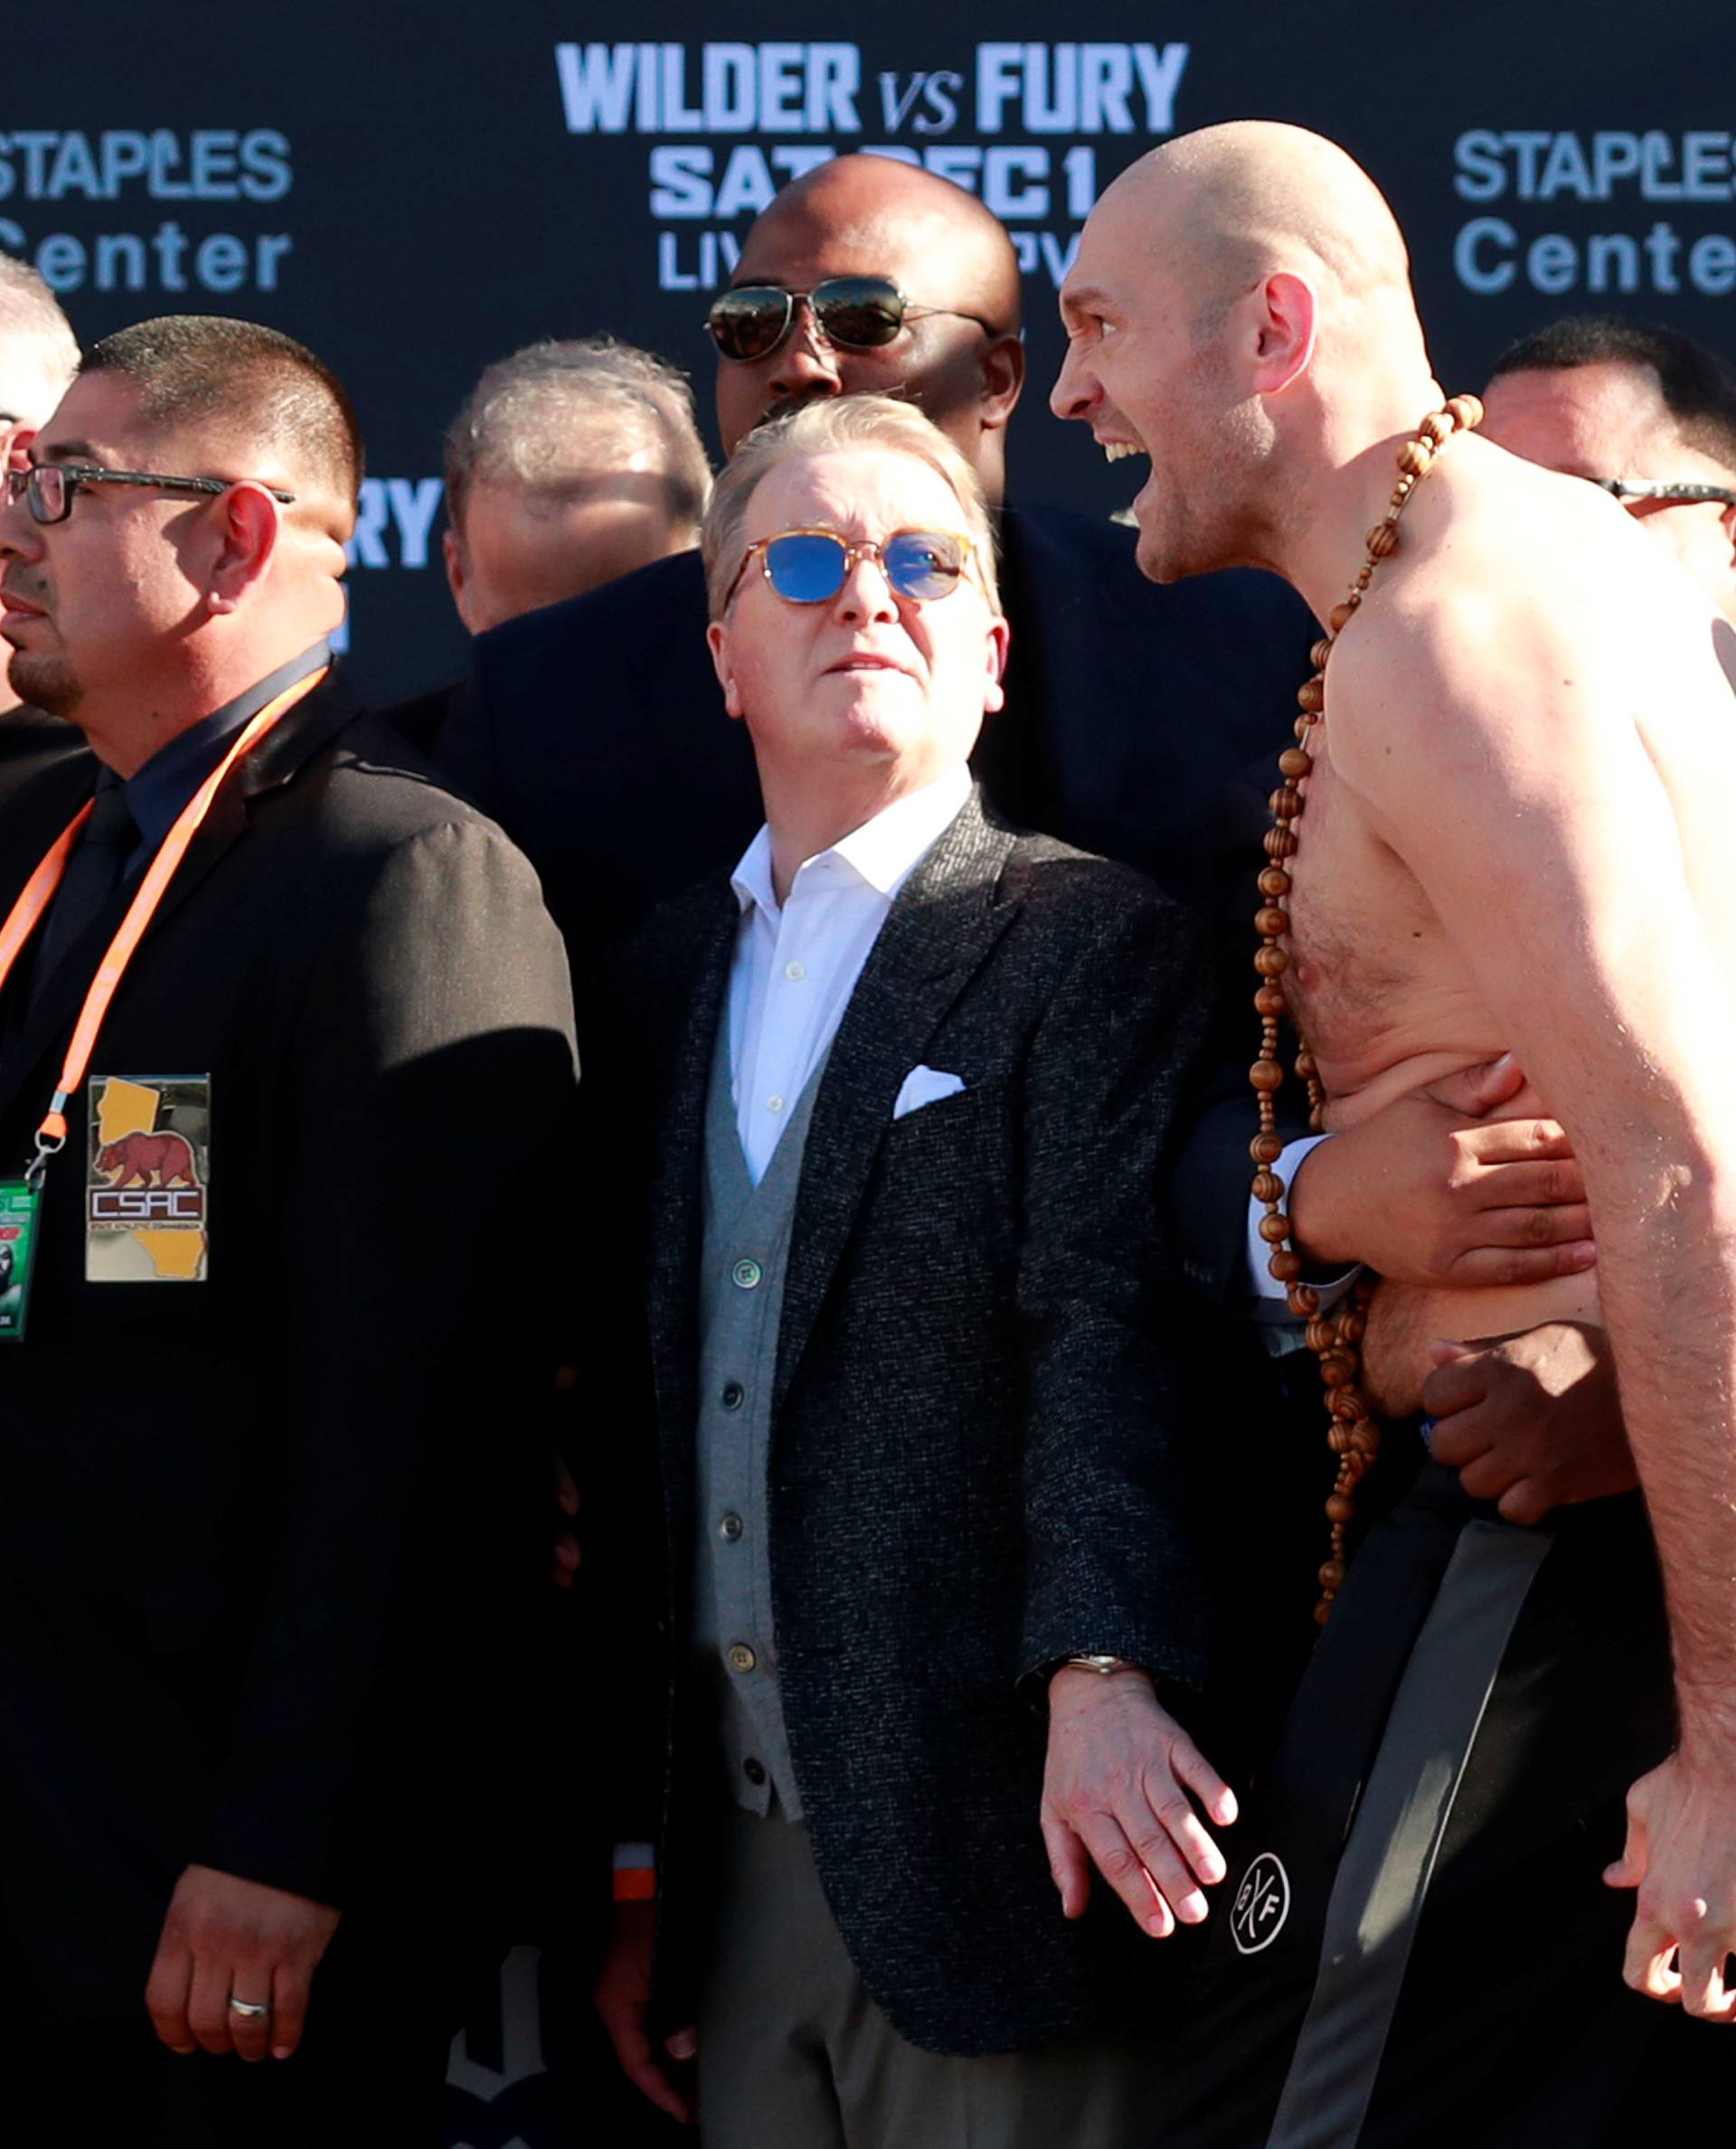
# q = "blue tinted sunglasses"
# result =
<box><xmin>722</xmin><ymin>526</ymin><xmax>976</xmax><ymax>610</ymax></box>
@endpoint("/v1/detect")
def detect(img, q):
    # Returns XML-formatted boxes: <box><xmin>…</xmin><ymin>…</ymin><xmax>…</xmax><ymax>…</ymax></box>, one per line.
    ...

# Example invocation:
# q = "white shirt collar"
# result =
<box><xmin>731</xmin><ymin>765</ymin><xmax>973</xmax><ymax>922</ymax></box>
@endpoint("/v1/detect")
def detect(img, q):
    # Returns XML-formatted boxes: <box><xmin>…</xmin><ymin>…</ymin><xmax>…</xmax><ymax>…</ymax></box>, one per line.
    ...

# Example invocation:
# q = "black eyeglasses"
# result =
<box><xmin>722</xmin><ymin>526</ymin><xmax>976</xmax><ymax>610</ymax></box>
<box><xmin>5</xmin><ymin>463</ymin><xmax>297</xmax><ymax>526</ymax></box>
<box><xmin>1592</xmin><ymin>476</ymin><xmax>1736</xmax><ymax>508</ymax></box>
<box><xmin>706</xmin><ymin>276</ymin><xmax>998</xmax><ymax>363</ymax></box>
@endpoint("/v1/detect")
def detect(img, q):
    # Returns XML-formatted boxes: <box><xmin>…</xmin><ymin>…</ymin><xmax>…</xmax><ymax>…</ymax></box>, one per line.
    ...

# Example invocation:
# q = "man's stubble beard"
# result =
<box><xmin>1136</xmin><ymin>396</ymin><xmax>1283</xmax><ymax>586</ymax></box>
<box><xmin>5</xmin><ymin>646</ymin><xmax>83</xmax><ymax>720</ymax></box>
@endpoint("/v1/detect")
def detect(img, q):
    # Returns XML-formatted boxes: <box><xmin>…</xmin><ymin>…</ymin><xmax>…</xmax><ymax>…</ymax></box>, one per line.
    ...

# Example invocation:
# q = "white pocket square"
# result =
<box><xmin>892</xmin><ymin>1065</ymin><xmax>967</xmax><ymax>1119</ymax></box>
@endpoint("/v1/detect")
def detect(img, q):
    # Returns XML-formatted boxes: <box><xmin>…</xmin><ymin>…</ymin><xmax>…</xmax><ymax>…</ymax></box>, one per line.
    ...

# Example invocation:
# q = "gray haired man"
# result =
<box><xmin>441</xmin><ymin>335</ymin><xmax>712</xmax><ymax>633</ymax></box>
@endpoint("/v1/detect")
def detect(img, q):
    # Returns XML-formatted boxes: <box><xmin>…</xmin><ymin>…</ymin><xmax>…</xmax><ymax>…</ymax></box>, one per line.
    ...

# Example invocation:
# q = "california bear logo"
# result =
<box><xmin>96</xmin><ymin>1129</ymin><xmax>200</xmax><ymax>1191</ymax></box>
<box><xmin>1230</xmin><ymin>1851</ymin><xmax>1291</xmax><ymax>1955</ymax></box>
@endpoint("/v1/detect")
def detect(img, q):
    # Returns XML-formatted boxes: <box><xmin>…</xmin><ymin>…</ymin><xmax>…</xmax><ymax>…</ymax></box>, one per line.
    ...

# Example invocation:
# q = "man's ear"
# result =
<box><xmin>981</xmin><ymin>615</ymin><xmax>1010</xmax><ymax>714</ymax></box>
<box><xmin>204</xmin><ymin>482</ymin><xmax>281</xmax><ymax>615</ymax></box>
<box><xmin>706</xmin><ymin>619</ymin><xmax>746</xmax><ymax>721</ymax></box>
<box><xmin>976</xmin><ymin>334</ymin><xmax>1026</xmax><ymax>434</ymax></box>
<box><xmin>5</xmin><ymin>423</ymin><xmax>34</xmax><ymax>471</ymax></box>
<box><xmin>1249</xmin><ymin>272</ymin><xmax>1317</xmax><ymax>398</ymax></box>
<box><xmin>442</xmin><ymin>526</ymin><xmax>478</xmax><ymax>632</ymax></box>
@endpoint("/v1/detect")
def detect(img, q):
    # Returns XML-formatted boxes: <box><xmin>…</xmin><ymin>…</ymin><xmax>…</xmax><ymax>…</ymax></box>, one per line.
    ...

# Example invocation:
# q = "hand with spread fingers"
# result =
<box><xmin>1289</xmin><ymin>1053</ymin><xmax>1594</xmax><ymax>1290</ymax></box>
<box><xmin>1607</xmin><ymin>1748</ymin><xmax>1736</xmax><ymax>2023</ymax></box>
<box><xmin>145</xmin><ymin>1864</ymin><xmax>341</xmax><ymax>2063</ymax></box>
<box><xmin>1041</xmin><ymin>1666</ymin><xmax>1236</xmax><ymax>1939</ymax></box>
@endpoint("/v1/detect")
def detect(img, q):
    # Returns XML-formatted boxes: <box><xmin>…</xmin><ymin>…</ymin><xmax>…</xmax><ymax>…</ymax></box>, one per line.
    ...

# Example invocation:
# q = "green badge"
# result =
<box><xmin>0</xmin><ymin>1178</ymin><xmax>42</xmax><ymax>1342</ymax></box>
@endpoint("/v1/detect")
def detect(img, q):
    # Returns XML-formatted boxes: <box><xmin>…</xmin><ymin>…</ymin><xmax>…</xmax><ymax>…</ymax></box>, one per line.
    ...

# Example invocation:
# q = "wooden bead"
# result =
<box><xmin>1259</xmin><ymin>866</ymin><xmax>1292</xmax><ymax>898</ymax></box>
<box><xmin>1257</xmin><ymin>1210</ymin><xmax>1291</xmax><ymax>1243</ymax></box>
<box><xmin>1319</xmin><ymin>1351</ymin><xmax>1355</xmax><ymax>1387</ymax></box>
<box><xmin>1294</xmin><ymin>1049</ymin><xmax>1317</xmax><ymax>1080</ymax></box>
<box><xmin>1264</xmin><ymin>826</ymin><xmax>1297</xmax><ymax>859</ymax></box>
<box><xmin>1327</xmin><ymin>1424</ymin><xmax>1351</xmax><ymax>1453</ymax></box>
<box><xmin>1294</xmin><ymin>713</ymin><xmax>1316</xmax><ymax>741</ymax></box>
<box><xmin>1328</xmin><ymin>1388</ymin><xmax>1365</xmax><ymax>1422</ymax></box>
<box><xmin>1354</xmin><ymin>565</ymin><xmax>1374</xmax><ymax>589</ymax></box>
<box><xmin>1444</xmin><ymin>393</ymin><xmax>1484</xmax><ymax>430</ymax></box>
<box><xmin>1297</xmin><ymin>677</ymin><xmax>1326</xmax><ymax>713</ymax></box>
<box><xmin>1398</xmin><ymin>439</ymin><xmax>1434</xmax><ymax>476</ymax></box>
<box><xmin>1337</xmin><ymin>1312</ymin><xmax>1366</xmax><ymax>1344</ymax></box>
<box><xmin>1366</xmin><ymin>519</ymin><xmax>1400</xmax><ymax>558</ymax></box>
<box><xmin>1318</xmin><ymin>1560</ymin><xmax>1345</xmax><ymax>1591</ymax></box>
<box><xmin>1329</xmin><ymin>599</ymin><xmax>1359</xmax><ymax>632</ymax></box>
<box><xmin>1257</xmin><ymin>906</ymin><xmax>1289</xmax><ymax>939</ymax></box>
<box><xmin>1250</xmin><ymin>1133</ymin><xmax>1283</xmax><ymax>1165</ymax></box>
<box><xmin>1420</xmin><ymin>411</ymin><xmax>1453</xmax><ymax>445</ymax></box>
<box><xmin>1278</xmin><ymin>747</ymin><xmax>1312</xmax><ymax>780</ymax></box>
<box><xmin>1254</xmin><ymin>945</ymin><xmax>1289</xmax><ymax>977</ymax></box>
<box><xmin>1251</xmin><ymin>1171</ymin><xmax>1284</xmax><ymax>1204</ymax></box>
<box><xmin>1309</xmin><ymin>638</ymin><xmax>1333</xmax><ymax>672</ymax></box>
<box><xmin>1254</xmin><ymin>984</ymin><xmax>1286</xmax><ymax>1016</ymax></box>
<box><xmin>1349</xmin><ymin>1424</ymin><xmax>1380</xmax><ymax>1456</ymax></box>
<box><xmin>1288</xmin><ymin>1282</ymin><xmax>1319</xmax><ymax>1315</ymax></box>
<box><xmin>1268</xmin><ymin>1249</ymin><xmax>1302</xmax><ymax>1283</ymax></box>
<box><xmin>1305</xmin><ymin>1318</ymin><xmax>1336</xmax><ymax>1353</ymax></box>
<box><xmin>1250</xmin><ymin>1058</ymin><xmax>1287</xmax><ymax>1093</ymax></box>
<box><xmin>1326</xmin><ymin>1493</ymin><xmax>1355</xmax><ymax>1524</ymax></box>
<box><xmin>1308</xmin><ymin>1104</ymin><xmax>1326</xmax><ymax>1133</ymax></box>
<box><xmin>1313</xmin><ymin>1598</ymin><xmax>1334</xmax><ymax>1626</ymax></box>
<box><xmin>1269</xmin><ymin>786</ymin><xmax>1302</xmax><ymax>820</ymax></box>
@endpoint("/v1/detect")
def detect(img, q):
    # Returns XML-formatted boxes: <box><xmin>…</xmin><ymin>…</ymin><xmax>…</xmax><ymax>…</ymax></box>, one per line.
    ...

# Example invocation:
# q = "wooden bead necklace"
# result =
<box><xmin>1250</xmin><ymin>393</ymin><xmax>1485</xmax><ymax>1624</ymax></box>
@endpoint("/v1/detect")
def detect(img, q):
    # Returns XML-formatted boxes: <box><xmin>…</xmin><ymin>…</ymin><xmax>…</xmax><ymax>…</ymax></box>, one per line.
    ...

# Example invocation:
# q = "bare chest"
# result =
<box><xmin>1280</xmin><ymin>741</ymin><xmax>1494</xmax><ymax>1114</ymax></box>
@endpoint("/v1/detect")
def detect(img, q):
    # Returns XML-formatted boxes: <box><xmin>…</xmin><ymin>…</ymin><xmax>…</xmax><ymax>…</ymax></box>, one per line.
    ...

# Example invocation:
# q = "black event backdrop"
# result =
<box><xmin>20</xmin><ymin>1</ymin><xmax>1734</xmax><ymax>711</ymax></box>
<box><xmin>19</xmin><ymin>3</ymin><xmax>1730</xmax><ymax>2137</ymax></box>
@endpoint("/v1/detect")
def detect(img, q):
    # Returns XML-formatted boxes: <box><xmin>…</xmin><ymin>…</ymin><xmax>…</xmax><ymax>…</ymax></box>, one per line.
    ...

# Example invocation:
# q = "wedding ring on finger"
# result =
<box><xmin>227</xmin><ymin>1998</ymin><xmax>271</xmax><ymax>2022</ymax></box>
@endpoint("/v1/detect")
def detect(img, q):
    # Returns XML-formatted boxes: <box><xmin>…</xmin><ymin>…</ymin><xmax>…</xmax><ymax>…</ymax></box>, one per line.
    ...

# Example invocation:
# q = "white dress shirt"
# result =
<box><xmin>727</xmin><ymin>767</ymin><xmax>972</xmax><ymax>1184</ymax></box>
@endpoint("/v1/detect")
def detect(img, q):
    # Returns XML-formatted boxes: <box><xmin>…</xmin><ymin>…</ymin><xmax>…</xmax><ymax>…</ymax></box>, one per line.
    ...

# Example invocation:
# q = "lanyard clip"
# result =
<box><xmin>25</xmin><ymin>1097</ymin><xmax>68</xmax><ymax>1189</ymax></box>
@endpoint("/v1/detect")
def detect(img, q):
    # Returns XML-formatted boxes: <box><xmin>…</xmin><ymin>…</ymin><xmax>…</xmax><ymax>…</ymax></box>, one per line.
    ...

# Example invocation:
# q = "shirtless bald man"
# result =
<box><xmin>1054</xmin><ymin>123</ymin><xmax>1735</xmax><ymax>2143</ymax></box>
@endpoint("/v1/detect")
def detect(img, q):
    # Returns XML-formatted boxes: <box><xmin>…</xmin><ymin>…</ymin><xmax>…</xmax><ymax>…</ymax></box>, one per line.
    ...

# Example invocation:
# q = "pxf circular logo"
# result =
<box><xmin>1230</xmin><ymin>1851</ymin><xmax>1290</xmax><ymax>1955</ymax></box>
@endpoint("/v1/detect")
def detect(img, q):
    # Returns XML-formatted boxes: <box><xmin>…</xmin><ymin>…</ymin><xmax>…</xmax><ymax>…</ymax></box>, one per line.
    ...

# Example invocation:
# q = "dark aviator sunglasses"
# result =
<box><xmin>706</xmin><ymin>276</ymin><xmax>998</xmax><ymax>363</ymax></box>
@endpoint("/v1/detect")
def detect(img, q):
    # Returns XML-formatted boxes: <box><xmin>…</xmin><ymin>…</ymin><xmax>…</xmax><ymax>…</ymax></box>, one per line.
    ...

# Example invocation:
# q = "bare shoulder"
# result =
<box><xmin>1325</xmin><ymin>438</ymin><xmax>1726</xmax><ymax>801</ymax></box>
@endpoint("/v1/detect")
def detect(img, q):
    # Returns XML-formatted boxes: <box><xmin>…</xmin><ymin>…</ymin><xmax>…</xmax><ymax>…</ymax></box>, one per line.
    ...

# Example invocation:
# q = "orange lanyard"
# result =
<box><xmin>0</xmin><ymin>668</ymin><xmax>328</xmax><ymax>1179</ymax></box>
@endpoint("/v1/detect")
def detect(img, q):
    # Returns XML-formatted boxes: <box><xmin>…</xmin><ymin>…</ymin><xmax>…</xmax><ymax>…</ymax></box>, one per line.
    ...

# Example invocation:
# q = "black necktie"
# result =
<box><xmin>29</xmin><ymin>783</ymin><xmax>137</xmax><ymax>1006</ymax></box>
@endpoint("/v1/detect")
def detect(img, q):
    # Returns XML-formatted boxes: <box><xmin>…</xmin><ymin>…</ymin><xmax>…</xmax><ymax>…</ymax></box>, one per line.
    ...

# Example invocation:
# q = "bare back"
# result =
<box><xmin>1286</xmin><ymin>433</ymin><xmax>1736</xmax><ymax>1351</ymax></box>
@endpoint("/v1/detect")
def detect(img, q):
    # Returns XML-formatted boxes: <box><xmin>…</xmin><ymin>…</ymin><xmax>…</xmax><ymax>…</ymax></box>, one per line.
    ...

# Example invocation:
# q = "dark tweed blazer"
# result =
<box><xmin>591</xmin><ymin>788</ymin><xmax>1243</xmax><ymax>2056</ymax></box>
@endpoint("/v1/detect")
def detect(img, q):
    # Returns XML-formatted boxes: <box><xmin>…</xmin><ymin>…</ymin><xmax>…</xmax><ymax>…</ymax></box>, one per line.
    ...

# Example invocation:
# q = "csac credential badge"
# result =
<box><xmin>85</xmin><ymin>1074</ymin><xmax>210</xmax><ymax>1282</ymax></box>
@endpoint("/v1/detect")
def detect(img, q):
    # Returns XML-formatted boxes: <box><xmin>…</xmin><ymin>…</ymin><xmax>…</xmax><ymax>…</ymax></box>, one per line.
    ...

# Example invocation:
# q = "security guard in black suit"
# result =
<box><xmin>0</xmin><ymin>316</ymin><xmax>576</xmax><ymax>2145</ymax></box>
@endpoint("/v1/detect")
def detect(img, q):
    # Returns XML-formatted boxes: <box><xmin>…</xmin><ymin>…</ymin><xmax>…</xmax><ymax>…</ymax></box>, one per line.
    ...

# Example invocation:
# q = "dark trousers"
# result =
<box><xmin>0</xmin><ymin>1926</ymin><xmax>468</xmax><ymax>2148</ymax></box>
<box><xmin>1157</xmin><ymin>1467</ymin><xmax>1719</xmax><ymax>2148</ymax></box>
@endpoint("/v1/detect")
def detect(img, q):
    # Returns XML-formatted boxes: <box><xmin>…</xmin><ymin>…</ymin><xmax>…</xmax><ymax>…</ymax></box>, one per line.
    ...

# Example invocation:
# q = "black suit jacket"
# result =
<box><xmin>434</xmin><ymin>504</ymin><xmax>1315</xmax><ymax>994</ymax></box>
<box><xmin>0</xmin><ymin>674</ymin><xmax>578</xmax><ymax>2018</ymax></box>
<box><xmin>593</xmin><ymin>791</ymin><xmax>1285</xmax><ymax>2057</ymax></box>
<box><xmin>0</xmin><ymin>704</ymin><xmax>80</xmax><ymax>813</ymax></box>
